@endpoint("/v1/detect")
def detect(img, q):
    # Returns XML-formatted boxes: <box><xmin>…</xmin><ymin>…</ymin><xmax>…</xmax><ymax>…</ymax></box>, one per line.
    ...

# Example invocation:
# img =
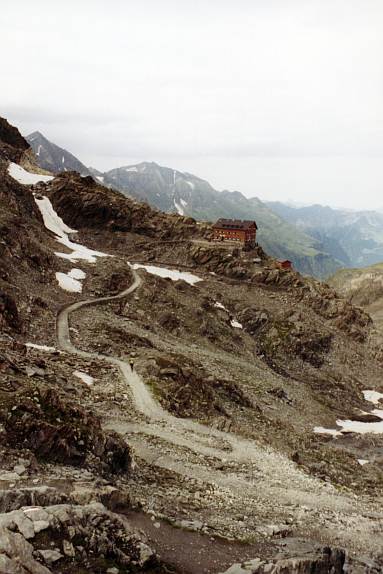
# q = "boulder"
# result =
<box><xmin>0</xmin><ymin>502</ymin><xmax>156</xmax><ymax>573</ymax></box>
<box><xmin>2</xmin><ymin>386</ymin><xmax>132</xmax><ymax>475</ymax></box>
<box><xmin>0</xmin><ymin>527</ymin><xmax>51</xmax><ymax>574</ymax></box>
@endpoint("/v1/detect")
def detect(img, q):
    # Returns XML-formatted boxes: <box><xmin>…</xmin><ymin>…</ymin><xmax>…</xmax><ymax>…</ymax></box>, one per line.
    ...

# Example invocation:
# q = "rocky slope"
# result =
<box><xmin>99</xmin><ymin>162</ymin><xmax>342</xmax><ymax>278</ymax></box>
<box><xmin>0</xmin><ymin>118</ymin><xmax>30</xmax><ymax>163</ymax></box>
<box><xmin>329</xmin><ymin>263</ymin><xmax>383</xmax><ymax>306</ymax></box>
<box><xmin>45</xmin><ymin>171</ymin><xmax>200</xmax><ymax>242</ymax></box>
<box><xmin>1</xmin><ymin>117</ymin><xmax>383</xmax><ymax>573</ymax></box>
<box><xmin>0</xmin><ymin>121</ymin><xmax>179</xmax><ymax>572</ymax></box>
<box><xmin>268</xmin><ymin>201</ymin><xmax>383</xmax><ymax>269</ymax></box>
<box><xmin>0</xmin><ymin>142</ymin><xmax>58</xmax><ymax>337</ymax></box>
<box><xmin>26</xmin><ymin>131</ymin><xmax>91</xmax><ymax>176</ymax></box>
<box><xmin>328</xmin><ymin>262</ymin><xmax>383</xmax><ymax>336</ymax></box>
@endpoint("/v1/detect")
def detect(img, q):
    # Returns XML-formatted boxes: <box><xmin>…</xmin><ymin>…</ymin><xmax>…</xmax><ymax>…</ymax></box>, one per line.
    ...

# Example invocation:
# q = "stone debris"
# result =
<box><xmin>38</xmin><ymin>549</ymin><xmax>63</xmax><ymax>565</ymax></box>
<box><xmin>0</xmin><ymin>502</ymin><xmax>156</xmax><ymax>573</ymax></box>
<box><xmin>0</xmin><ymin>527</ymin><xmax>51</xmax><ymax>574</ymax></box>
<box><xmin>220</xmin><ymin>547</ymin><xmax>346</xmax><ymax>574</ymax></box>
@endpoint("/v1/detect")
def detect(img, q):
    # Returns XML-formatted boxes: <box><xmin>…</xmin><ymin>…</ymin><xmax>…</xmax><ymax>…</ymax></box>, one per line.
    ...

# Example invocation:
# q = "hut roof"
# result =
<box><xmin>213</xmin><ymin>219</ymin><xmax>258</xmax><ymax>230</ymax></box>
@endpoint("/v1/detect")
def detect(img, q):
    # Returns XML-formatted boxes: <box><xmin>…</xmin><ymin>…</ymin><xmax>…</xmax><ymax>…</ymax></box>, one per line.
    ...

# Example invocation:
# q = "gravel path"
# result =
<box><xmin>56</xmin><ymin>269</ymin><xmax>383</xmax><ymax>554</ymax></box>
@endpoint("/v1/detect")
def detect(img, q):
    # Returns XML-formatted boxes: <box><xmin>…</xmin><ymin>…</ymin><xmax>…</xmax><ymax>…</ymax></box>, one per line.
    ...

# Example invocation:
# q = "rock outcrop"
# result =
<box><xmin>0</xmin><ymin>170</ymin><xmax>57</xmax><ymax>334</ymax></box>
<box><xmin>190</xmin><ymin>244</ymin><xmax>372</xmax><ymax>342</ymax></box>
<box><xmin>0</xmin><ymin>385</ymin><xmax>132</xmax><ymax>475</ymax></box>
<box><xmin>43</xmin><ymin>171</ymin><xmax>199</xmax><ymax>241</ymax></box>
<box><xmin>0</xmin><ymin>502</ymin><xmax>156</xmax><ymax>574</ymax></box>
<box><xmin>0</xmin><ymin>117</ymin><xmax>29</xmax><ymax>163</ymax></box>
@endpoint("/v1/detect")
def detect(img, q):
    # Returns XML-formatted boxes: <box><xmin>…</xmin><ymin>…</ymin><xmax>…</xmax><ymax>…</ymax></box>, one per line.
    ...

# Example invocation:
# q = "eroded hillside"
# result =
<box><xmin>329</xmin><ymin>263</ymin><xmax>383</xmax><ymax>340</ymax></box>
<box><xmin>0</xmin><ymin>118</ymin><xmax>382</xmax><ymax>573</ymax></box>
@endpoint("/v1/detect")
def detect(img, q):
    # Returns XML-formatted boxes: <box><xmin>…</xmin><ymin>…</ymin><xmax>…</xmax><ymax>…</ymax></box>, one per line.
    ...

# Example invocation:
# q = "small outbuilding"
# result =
<box><xmin>277</xmin><ymin>259</ymin><xmax>292</xmax><ymax>270</ymax></box>
<box><xmin>212</xmin><ymin>219</ymin><xmax>257</xmax><ymax>247</ymax></box>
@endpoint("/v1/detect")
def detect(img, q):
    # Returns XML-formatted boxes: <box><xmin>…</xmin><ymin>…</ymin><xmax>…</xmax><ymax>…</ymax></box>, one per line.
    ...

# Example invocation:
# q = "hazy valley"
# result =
<box><xmin>268</xmin><ymin>202</ymin><xmax>383</xmax><ymax>271</ymax></box>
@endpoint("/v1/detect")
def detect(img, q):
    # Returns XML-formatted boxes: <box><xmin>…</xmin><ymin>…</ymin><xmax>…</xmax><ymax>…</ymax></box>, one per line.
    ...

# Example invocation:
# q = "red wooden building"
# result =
<box><xmin>212</xmin><ymin>219</ymin><xmax>257</xmax><ymax>246</ymax></box>
<box><xmin>277</xmin><ymin>259</ymin><xmax>292</xmax><ymax>270</ymax></box>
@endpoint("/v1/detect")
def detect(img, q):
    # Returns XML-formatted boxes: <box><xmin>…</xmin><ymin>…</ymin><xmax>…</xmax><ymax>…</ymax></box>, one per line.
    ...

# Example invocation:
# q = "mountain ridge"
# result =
<box><xmin>27</xmin><ymin>130</ymin><xmax>91</xmax><ymax>176</ymax></box>
<box><xmin>92</xmin><ymin>160</ymin><xmax>345</xmax><ymax>278</ymax></box>
<box><xmin>28</xmin><ymin>132</ymin><xmax>342</xmax><ymax>278</ymax></box>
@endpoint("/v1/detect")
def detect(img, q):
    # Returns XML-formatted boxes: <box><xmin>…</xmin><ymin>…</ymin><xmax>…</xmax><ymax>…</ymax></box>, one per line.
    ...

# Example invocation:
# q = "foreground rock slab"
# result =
<box><xmin>0</xmin><ymin>502</ymin><xmax>156</xmax><ymax>573</ymax></box>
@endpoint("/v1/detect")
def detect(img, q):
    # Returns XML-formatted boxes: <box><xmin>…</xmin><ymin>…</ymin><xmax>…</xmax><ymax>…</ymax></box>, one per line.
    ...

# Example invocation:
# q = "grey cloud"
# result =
<box><xmin>2</xmin><ymin>0</ymin><xmax>383</xmax><ymax>208</ymax></box>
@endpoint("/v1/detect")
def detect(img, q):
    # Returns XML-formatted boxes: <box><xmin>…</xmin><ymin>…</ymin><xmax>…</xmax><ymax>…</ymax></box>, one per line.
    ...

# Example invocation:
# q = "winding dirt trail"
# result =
<box><xmin>56</xmin><ymin>270</ymin><xmax>383</xmax><ymax>553</ymax></box>
<box><xmin>56</xmin><ymin>271</ymin><xmax>311</xmax><ymax>477</ymax></box>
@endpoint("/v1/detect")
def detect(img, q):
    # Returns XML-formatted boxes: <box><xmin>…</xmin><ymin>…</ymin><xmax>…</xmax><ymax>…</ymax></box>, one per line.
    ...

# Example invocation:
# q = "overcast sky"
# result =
<box><xmin>2</xmin><ymin>0</ymin><xmax>383</xmax><ymax>209</ymax></box>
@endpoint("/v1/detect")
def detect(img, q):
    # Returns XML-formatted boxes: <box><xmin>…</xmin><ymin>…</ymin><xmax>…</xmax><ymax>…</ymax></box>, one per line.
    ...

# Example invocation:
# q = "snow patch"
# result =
<box><xmin>62</xmin><ymin>156</ymin><xmax>65</xmax><ymax>164</ymax></box>
<box><xmin>56</xmin><ymin>272</ymin><xmax>83</xmax><ymax>293</ymax></box>
<box><xmin>357</xmin><ymin>459</ymin><xmax>369</xmax><ymax>466</ymax></box>
<box><xmin>333</xmin><ymin>414</ymin><xmax>383</xmax><ymax>434</ymax></box>
<box><xmin>36</xmin><ymin>145</ymin><xmax>42</xmax><ymax>157</ymax></box>
<box><xmin>314</xmin><ymin>389</ymin><xmax>383</xmax><ymax>436</ymax></box>
<box><xmin>363</xmin><ymin>390</ymin><xmax>383</xmax><ymax>405</ymax></box>
<box><xmin>8</xmin><ymin>162</ymin><xmax>54</xmax><ymax>185</ymax></box>
<box><xmin>180</xmin><ymin>198</ymin><xmax>188</xmax><ymax>207</ymax></box>
<box><xmin>34</xmin><ymin>196</ymin><xmax>109</xmax><ymax>263</ymax></box>
<box><xmin>214</xmin><ymin>301</ymin><xmax>242</xmax><ymax>328</ymax></box>
<box><xmin>74</xmin><ymin>370</ymin><xmax>94</xmax><ymax>386</ymax></box>
<box><xmin>26</xmin><ymin>343</ymin><xmax>56</xmax><ymax>353</ymax></box>
<box><xmin>56</xmin><ymin>268</ymin><xmax>86</xmax><ymax>292</ymax></box>
<box><xmin>96</xmin><ymin>176</ymin><xmax>104</xmax><ymax>184</ymax></box>
<box><xmin>68</xmin><ymin>268</ymin><xmax>86</xmax><ymax>280</ymax></box>
<box><xmin>174</xmin><ymin>199</ymin><xmax>184</xmax><ymax>216</ymax></box>
<box><xmin>128</xmin><ymin>262</ymin><xmax>202</xmax><ymax>286</ymax></box>
<box><xmin>34</xmin><ymin>196</ymin><xmax>76</xmax><ymax>236</ymax></box>
<box><xmin>125</xmin><ymin>166</ymin><xmax>138</xmax><ymax>172</ymax></box>
<box><xmin>186</xmin><ymin>181</ymin><xmax>195</xmax><ymax>190</ymax></box>
<box><xmin>214</xmin><ymin>301</ymin><xmax>228</xmax><ymax>311</ymax></box>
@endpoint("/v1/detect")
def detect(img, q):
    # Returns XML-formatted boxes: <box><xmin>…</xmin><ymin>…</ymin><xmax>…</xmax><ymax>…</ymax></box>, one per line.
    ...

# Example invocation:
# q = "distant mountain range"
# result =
<box><xmin>267</xmin><ymin>202</ymin><xmax>383</xmax><ymax>270</ymax></box>
<box><xmin>29</xmin><ymin>130</ymin><xmax>383</xmax><ymax>278</ymax></box>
